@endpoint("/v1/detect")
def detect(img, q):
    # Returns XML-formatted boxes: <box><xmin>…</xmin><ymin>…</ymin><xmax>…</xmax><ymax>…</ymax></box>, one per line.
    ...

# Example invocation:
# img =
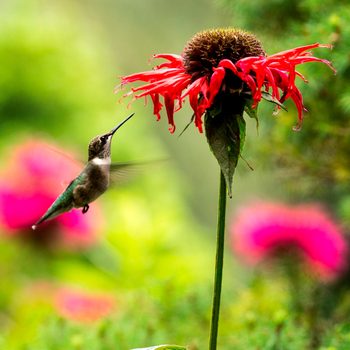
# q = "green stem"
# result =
<box><xmin>209</xmin><ymin>170</ymin><xmax>227</xmax><ymax>350</ymax></box>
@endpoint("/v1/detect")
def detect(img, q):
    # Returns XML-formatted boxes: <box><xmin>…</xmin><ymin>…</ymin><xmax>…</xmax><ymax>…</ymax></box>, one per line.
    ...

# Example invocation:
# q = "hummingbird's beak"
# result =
<box><xmin>108</xmin><ymin>113</ymin><xmax>135</xmax><ymax>136</ymax></box>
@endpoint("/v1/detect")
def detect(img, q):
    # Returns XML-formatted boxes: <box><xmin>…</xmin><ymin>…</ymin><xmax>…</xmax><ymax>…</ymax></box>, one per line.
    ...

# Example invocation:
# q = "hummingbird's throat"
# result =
<box><xmin>92</xmin><ymin>157</ymin><xmax>111</xmax><ymax>165</ymax></box>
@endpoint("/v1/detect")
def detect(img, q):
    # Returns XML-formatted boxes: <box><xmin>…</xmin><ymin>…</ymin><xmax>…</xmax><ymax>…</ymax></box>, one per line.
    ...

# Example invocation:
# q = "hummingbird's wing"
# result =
<box><xmin>109</xmin><ymin>162</ymin><xmax>145</xmax><ymax>186</ymax></box>
<box><xmin>109</xmin><ymin>160</ymin><xmax>166</xmax><ymax>186</ymax></box>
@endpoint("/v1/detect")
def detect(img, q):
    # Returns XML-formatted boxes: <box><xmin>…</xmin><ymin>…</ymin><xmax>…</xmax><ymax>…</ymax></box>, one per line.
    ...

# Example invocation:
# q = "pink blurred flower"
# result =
<box><xmin>231</xmin><ymin>201</ymin><xmax>348</xmax><ymax>280</ymax></box>
<box><xmin>0</xmin><ymin>139</ymin><xmax>104</xmax><ymax>249</ymax></box>
<box><xmin>55</xmin><ymin>287</ymin><xmax>116</xmax><ymax>323</ymax></box>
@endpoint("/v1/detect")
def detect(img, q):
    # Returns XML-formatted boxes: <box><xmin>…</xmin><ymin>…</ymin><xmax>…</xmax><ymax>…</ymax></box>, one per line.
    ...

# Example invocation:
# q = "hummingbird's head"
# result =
<box><xmin>88</xmin><ymin>134</ymin><xmax>113</xmax><ymax>160</ymax></box>
<box><xmin>88</xmin><ymin>113</ymin><xmax>134</xmax><ymax>161</ymax></box>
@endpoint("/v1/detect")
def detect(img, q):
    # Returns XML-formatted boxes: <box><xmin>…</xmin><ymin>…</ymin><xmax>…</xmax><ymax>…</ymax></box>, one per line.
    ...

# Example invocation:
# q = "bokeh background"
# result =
<box><xmin>0</xmin><ymin>0</ymin><xmax>350</xmax><ymax>349</ymax></box>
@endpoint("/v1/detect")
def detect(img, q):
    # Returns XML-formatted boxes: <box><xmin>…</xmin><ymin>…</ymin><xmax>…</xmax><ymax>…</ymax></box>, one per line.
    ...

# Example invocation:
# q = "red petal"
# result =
<box><xmin>208</xmin><ymin>67</ymin><xmax>226</xmax><ymax>106</ymax></box>
<box><xmin>150</xmin><ymin>94</ymin><xmax>162</xmax><ymax>120</ymax></box>
<box><xmin>164</xmin><ymin>93</ymin><xmax>176</xmax><ymax>133</ymax></box>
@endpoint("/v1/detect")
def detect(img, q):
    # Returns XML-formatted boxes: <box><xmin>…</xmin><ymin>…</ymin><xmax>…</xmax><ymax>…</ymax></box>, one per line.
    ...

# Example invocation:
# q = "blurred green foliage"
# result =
<box><xmin>0</xmin><ymin>0</ymin><xmax>350</xmax><ymax>349</ymax></box>
<box><xmin>0</xmin><ymin>1</ymin><xmax>113</xmax><ymax>142</ymax></box>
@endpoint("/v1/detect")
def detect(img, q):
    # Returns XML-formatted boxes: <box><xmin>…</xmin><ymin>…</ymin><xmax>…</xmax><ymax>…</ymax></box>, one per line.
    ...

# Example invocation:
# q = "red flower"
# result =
<box><xmin>231</xmin><ymin>201</ymin><xmax>348</xmax><ymax>281</ymax></box>
<box><xmin>119</xmin><ymin>29</ymin><xmax>334</xmax><ymax>133</ymax></box>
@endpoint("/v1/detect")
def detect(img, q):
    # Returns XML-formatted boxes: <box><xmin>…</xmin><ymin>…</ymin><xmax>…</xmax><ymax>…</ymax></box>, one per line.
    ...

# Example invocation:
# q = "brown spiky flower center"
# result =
<box><xmin>183</xmin><ymin>28</ymin><xmax>265</xmax><ymax>80</ymax></box>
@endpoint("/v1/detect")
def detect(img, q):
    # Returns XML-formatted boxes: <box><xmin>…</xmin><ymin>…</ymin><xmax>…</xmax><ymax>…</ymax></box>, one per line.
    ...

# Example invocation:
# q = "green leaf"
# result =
<box><xmin>131</xmin><ymin>345</ymin><xmax>187</xmax><ymax>350</ymax></box>
<box><xmin>205</xmin><ymin>98</ymin><xmax>245</xmax><ymax>197</ymax></box>
<box><xmin>261</xmin><ymin>91</ymin><xmax>287</xmax><ymax>111</ymax></box>
<box><xmin>237</xmin><ymin>115</ymin><xmax>246</xmax><ymax>156</ymax></box>
<box><xmin>244</xmin><ymin>98</ymin><xmax>259</xmax><ymax>132</ymax></box>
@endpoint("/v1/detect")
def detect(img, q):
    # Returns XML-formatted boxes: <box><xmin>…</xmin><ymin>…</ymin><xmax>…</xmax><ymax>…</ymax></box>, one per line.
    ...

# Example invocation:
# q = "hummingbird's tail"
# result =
<box><xmin>32</xmin><ymin>217</ymin><xmax>46</xmax><ymax>230</ymax></box>
<box><xmin>32</xmin><ymin>210</ymin><xmax>58</xmax><ymax>230</ymax></box>
<box><xmin>32</xmin><ymin>201</ymin><xmax>73</xmax><ymax>230</ymax></box>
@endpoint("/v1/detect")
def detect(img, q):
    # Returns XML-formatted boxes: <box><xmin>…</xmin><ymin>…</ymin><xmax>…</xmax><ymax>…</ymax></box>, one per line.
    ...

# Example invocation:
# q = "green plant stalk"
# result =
<box><xmin>209</xmin><ymin>170</ymin><xmax>227</xmax><ymax>350</ymax></box>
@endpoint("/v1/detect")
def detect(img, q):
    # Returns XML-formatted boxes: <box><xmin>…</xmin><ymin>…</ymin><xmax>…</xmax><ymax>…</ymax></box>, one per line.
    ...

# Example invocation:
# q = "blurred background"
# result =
<box><xmin>0</xmin><ymin>0</ymin><xmax>350</xmax><ymax>349</ymax></box>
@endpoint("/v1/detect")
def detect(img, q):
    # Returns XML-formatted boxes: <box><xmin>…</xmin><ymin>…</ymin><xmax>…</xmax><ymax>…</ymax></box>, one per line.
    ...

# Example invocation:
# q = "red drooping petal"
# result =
<box><xmin>264</xmin><ymin>66</ymin><xmax>279</xmax><ymax>100</ymax></box>
<box><xmin>180</xmin><ymin>75</ymin><xmax>211</xmax><ymax>133</ymax></box>
<box><xmin>196</xmin><ymin>78</ymin><xmax>210</xmax><ymax>132</ymax></box>
<box><xmin>150</xmin><ymin>94</ymin><xmax>162</xmax><ymax>120</ymax></box>
<box><xmin>208</xmin><ymin>67</ymin><xmax>226</xmax><ymax>106</ymax></box>
<box><xmin>185</xmin><ymin>78</ymin><xmax>204</xmax><ymax>131</ymax></box>
<box><xmin>164</xmin><ymin>93</ymin><xmax>175</xmax><ymax>133</ymax></box>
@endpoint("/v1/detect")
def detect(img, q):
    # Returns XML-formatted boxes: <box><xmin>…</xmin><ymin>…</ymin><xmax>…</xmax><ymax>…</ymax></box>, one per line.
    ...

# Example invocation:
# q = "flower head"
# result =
<box><xmin>231</xmin><ymin>201</ymin><xmax>348</xmax><ymax>280</ymax></box>
<box><xmin>119</xmin><ymin>28</ymin><xmax>334</xmax><ymax>133</ymax></box>
<box><xmin>0</xmin><ymin>139</ymin><xmax>103</xmax><ymax>249</ymax></box>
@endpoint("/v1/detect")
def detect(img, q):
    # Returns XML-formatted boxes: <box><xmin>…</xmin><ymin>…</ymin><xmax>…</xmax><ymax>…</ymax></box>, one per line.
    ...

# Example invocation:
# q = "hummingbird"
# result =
<box><xmin>32</xmin><ymin>113</ymin><xmax>134</xmax><ymax>230</ymax></box>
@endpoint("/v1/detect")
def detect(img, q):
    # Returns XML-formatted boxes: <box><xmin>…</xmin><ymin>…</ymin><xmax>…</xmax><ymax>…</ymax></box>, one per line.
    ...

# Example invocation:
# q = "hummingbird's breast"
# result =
<box><xmin>72</xmin><ymin>160</ymin><xmax>110</xmax><ymax>208</ymax></box>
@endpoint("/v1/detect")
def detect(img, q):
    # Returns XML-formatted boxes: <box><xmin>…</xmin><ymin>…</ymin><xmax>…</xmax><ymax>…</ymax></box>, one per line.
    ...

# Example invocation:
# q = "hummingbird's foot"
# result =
<box><xmin>82</xmin><ymin>204</ymin><xmax>89</xmax><ymax>214</ymax></box>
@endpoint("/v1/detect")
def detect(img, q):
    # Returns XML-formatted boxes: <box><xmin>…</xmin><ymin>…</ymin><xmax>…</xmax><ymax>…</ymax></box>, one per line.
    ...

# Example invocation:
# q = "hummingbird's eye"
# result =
<box><xmin>100</xmin><ymin>135</ymin><xmax>108</xmax><ymax>144</ymax></box>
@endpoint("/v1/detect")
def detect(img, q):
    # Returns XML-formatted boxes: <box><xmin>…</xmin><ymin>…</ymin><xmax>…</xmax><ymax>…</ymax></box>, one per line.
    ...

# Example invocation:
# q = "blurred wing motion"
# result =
<box><xmin>109</xmin><ymin>160</ymin><xmax>166</xmax><ymax>186</ymax></box>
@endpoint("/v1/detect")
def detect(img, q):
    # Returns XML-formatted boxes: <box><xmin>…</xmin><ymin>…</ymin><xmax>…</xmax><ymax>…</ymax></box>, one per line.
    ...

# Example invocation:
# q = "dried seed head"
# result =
<box><xmin>183</xmin><ymin>28</ymin><xmax>265</xmax><ymax>80</ymax></box>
